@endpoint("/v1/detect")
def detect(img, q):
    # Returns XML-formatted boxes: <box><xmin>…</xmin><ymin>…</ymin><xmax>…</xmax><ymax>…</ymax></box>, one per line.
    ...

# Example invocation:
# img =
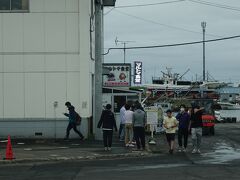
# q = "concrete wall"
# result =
<box><xmin>0</xmin><ymin>0</ymin><xmax>95</xmax><ymax>138</ymax></box>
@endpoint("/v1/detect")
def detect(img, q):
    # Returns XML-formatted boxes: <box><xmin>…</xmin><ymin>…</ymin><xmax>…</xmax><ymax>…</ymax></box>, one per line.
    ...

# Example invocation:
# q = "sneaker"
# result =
<box><xmin>104</xmin><ymin>147</ymin><xmax>108</xmax><ymax>151</ymax></box>
<box><xmin>197</xmin><ymin>149</ymin><xmax>201</xmax><ymax>154</ymax></box>
<box><xmin>108</xmin><ymin>147</ymin><xmax>112</xmax><ymax>151</ymax></box>
<box><xmin>125</xmin><ymin>143</ymin><xmax>129</xmax><ymax>147</ymax></box>
<box><xmin>192</xmin><ymin>149</ymin><xmax>197</xmax><ymax>154</ymax></box>
<box><xmin>128</xmin><ymin>144</ymin><xmax>135</xmax><ymax>147</ymax></box>
<box><xmin>178</xmin><ymin>147</ymin><xmax>182</xmax><ymax>152</ymax></box>
<box><xmin>182</xmin><ymin>148</ymin><xmax>187</xmax><ymax>152</ymax></box>
<box><xmin>80</xmin><ymin>136</ymin><xmax>85</xmax><ymax>140</ymax></box>
<box><xmin>132</xmin><ymin>141</ymin><xmax>136</xmax><ymax>145</ymax></box>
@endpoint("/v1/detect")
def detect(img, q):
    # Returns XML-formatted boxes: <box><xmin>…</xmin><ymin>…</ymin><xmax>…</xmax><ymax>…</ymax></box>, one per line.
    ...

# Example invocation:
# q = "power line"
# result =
<box><xmin>103</xmin><ymin>35</ymin><xmax>240</xmax><ymax>55</ymax></box>
<box><xmin>113</xmin><ymin>9</ymin><xmax>221</xmax><ymax>38</ymax></box>
<box><xmin>114</xmin><ymin>0</ymin><xmax>186</xmax><ymax>8</ymax></box>
<box><xmin>189</xmin><ymin>0</ymin><xmax>240</xmax><ymax>12</ymax></box>
<box><xmin>104</xmin><ymin>0</ymin><xmax>186</xmax><ymax>16</ymax></box>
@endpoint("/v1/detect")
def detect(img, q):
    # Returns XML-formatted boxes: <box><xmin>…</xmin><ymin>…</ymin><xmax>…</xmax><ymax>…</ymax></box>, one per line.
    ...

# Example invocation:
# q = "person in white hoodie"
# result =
<box><xmin>124</xmin><ymin>104</ymin><xmax>134</xmax><ymax>147</ymax></box>
<box><xmin>119</xmin><ymin>104</ymin><xmax>126</xmax><ymax>141</ymax></box>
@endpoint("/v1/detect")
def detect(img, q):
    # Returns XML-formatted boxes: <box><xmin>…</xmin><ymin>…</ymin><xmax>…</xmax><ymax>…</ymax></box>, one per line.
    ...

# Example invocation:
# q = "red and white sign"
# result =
<box><xmin>103</xmin><ymin>63</ymin><xmax>131</xmax><ymax>87</ymax></box>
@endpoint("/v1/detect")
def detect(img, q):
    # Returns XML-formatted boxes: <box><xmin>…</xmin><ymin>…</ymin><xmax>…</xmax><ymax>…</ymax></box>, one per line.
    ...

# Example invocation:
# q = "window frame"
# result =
<box><xmin>0</xmin><ymin>0</ymin><xmax>29</xmax><ymax>13</ymax></box>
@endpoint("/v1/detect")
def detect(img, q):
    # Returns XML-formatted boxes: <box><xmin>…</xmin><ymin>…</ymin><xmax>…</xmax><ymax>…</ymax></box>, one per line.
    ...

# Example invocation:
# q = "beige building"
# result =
<box><xmin>0</xmin><ymin>0</ymin><xmax>100</xmax><ymax>138</ymax></box>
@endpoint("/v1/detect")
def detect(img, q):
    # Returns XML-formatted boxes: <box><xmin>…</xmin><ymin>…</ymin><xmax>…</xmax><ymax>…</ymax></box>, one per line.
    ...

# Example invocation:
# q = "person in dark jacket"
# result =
<box><xmin>64</xmin><ymin>102</ymin><xmax>84</xmax><ymax>140</ymax></box>
<box><xmin>98</xmin><ymin>104</ymin><xmax>118</xmax><ymax>151</ymax></box>
<box><xmin>176</xmin><ymin>105</ymin><xmax>190</xmax><ymax>152</ymax></box>
<box><xmin>189</xmin><ymin>104</ymin><xmax>204</xmax><ymax>154</ymax></box>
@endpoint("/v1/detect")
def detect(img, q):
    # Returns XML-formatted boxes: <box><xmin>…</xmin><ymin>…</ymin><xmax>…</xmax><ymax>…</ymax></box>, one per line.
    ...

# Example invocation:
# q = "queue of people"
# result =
<box><xmin>64</xmin><ymin>101</ymin><xmax>204</xmax><ymax>155</ymax></box>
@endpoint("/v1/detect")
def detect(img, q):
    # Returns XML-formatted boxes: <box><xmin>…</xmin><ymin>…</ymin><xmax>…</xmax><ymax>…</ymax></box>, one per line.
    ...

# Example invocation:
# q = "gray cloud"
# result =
<box><xmin>104</xmin><ymin>0</ymin><xmax>240</xmax><ymax>85</ymax></box>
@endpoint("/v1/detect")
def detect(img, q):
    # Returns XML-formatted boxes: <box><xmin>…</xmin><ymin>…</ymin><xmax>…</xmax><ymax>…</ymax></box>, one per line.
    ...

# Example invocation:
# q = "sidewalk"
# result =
<box><xmin>0</xmin><ymin>138</ymin><xmax>152</xmax><ymax>164</ymax></box>
<box><xmin>0</xmin><ymin>133</ymin><xmax>222</xmax><ymax>164</ymax></box>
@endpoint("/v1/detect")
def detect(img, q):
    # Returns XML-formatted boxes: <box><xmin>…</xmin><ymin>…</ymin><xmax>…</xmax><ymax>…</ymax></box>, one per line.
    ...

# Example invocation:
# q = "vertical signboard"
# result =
<box><xmin>103</xmin><ymin>63</ymin><xmax>131</xmax><ymax>87</ymax></box>
<box><xmin>134</xmin><ymin>61</ymin><xmax>142</xmax><ymax>84</ymax></box>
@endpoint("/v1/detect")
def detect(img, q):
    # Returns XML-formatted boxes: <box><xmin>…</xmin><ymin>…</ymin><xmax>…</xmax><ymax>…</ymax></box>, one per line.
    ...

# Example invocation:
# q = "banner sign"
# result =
<box><xmin>103</xmin><ymin>63</ymin><xmax>131</xmax><ymax>87</ymax></box>
<box><xmin>134</xmin><ymin>61</ymin><xmax>142</xmax><ymax>84</ymax></box>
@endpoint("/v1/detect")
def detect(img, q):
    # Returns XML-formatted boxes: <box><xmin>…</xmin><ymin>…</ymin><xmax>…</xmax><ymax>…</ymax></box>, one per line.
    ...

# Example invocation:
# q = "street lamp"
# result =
<box><xmin>201</xmin><ymin>21</ymin><xmax>206</xmax><ymax>81</ymax></box>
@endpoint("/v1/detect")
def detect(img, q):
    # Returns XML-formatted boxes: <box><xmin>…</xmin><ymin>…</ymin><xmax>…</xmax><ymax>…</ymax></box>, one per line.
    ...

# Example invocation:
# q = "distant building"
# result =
<box><xmin>0</xmin><ymin>0</ymin><xmax>98</xmax><ymax>138</ymax></box>
<box><xmin>217</xmin><ymin>87</ymin><xmax>240</xmax><ymax>103</ymax></box>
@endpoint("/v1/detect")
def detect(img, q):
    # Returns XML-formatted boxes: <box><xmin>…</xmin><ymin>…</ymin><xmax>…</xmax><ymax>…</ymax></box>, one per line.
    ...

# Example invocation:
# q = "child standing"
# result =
<box><xmin>163</xmin><ymin>109</ymin><xmax>178</xmax><ymax>154</ymax></box>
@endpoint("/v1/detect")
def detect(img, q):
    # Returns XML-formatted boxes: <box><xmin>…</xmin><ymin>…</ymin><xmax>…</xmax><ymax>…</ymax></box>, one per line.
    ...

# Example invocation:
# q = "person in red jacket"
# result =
<box><xmin>98</xmin><ymin>104</ymin><xmax>118</xmax><ymax>151</ymax></box>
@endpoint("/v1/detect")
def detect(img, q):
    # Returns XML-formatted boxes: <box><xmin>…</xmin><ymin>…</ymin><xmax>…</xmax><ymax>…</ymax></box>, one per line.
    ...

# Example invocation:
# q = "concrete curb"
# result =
<box><xmin>0</xmin><ymin>151</ymin><xmax>154</xmax><ymax>165</ymax></box>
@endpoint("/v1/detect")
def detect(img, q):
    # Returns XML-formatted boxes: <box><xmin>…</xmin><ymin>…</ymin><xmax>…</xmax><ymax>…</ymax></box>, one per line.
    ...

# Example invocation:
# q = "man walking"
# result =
<box><xmin>64</xmin><ymin>102</ymin><xmax>84</xmax><ymax>140</ymax></box>
<box><xmin>133</xmin><ymin>103</ymin><xmax>146</xmax><ymax>150</ymax></box>
<box><xmin>163</xmin><ymin>109</ymin><xmax>178</xmax><ymax>154</ymax></box>
<box><xmin>190</xmin><ymin>104</ymin><xmax>204</xmax><ymax>154</ymax></box>
<box><xmin>176</xmin><ymin>105</ymin><xmax>190</xmax><ymax>152</ymax></box>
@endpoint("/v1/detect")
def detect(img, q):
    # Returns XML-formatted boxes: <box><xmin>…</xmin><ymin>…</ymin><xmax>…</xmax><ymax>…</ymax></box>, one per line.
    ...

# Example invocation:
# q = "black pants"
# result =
<box><xmin>134</xmin><ymin>127</ymin><xmax>145</xmax><ymax>149</ymax></box>
<box><xmin>66</xmin><ymin>122</ymin><xmax>84</xmax><ymax>138</ymax></box>
<box><xmin>178</xmin><ymin>128</ymin><xmax>189</xmax><ymax>148</ymax></box>
<box><xmin>103</xmin><ymin>130</ymin><xmax>113</xmax><ymax>147</ymax></box>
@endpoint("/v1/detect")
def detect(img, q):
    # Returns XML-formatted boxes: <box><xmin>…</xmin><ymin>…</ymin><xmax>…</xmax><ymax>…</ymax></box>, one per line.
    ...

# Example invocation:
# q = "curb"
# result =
<box><xmin>0</xmin><ymin>151</ymin><xmax>154</xmax><ymax>165</ymax></box>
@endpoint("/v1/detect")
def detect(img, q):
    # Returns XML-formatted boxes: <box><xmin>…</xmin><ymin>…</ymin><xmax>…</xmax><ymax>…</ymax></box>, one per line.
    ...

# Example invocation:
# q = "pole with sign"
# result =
<box><xmin>145</xmin><ymin>106</ymin><xmax>159</xmax><ymax>145</ymax></box>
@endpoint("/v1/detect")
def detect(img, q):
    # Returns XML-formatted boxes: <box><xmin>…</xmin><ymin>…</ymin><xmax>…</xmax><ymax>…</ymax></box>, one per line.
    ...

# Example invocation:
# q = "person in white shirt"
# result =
<box><xmin>119</xmin><ymin>104</ymin><xmax>126</xmax><ymax>141</ymax></box>
<box><xmin>124</xmin><ymin>104</ymin><xmax>134</xmax><ymax>147</ymax></box>
<box><xmin>163</xmin><ymin>109</ymin><xmax>179</xmax><ymax>154</ymax></box>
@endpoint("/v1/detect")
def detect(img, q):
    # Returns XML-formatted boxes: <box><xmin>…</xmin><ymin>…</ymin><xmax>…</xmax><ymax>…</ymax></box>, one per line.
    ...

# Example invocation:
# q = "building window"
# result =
<box><xmin>0</xmin><ymin>0</ymin><xmax>29</xmax><ymax>12</ymax></box>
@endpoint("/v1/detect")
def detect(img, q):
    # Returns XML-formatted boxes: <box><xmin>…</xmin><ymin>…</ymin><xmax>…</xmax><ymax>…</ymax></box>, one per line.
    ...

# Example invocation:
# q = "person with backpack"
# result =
<box><xmin>63</xmin><ymin>102</ymin><xmax>84</xmax><ymax>140</ymax></box>
<box><xmin>98</xmin><ymin>104</ymin><xmax>118</xmax><ymax>151</ymax></box>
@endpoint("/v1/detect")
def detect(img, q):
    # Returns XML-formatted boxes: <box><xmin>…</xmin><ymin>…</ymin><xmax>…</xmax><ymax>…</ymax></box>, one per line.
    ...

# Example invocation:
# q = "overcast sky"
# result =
<box><xmin>103</xmin><ymin>0</ymin><xmax>240</xmax><ymax>85</ymax></box>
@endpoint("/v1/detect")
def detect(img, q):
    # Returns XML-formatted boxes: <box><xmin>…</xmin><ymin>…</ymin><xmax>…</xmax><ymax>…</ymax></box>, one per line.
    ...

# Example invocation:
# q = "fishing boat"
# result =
<box><xmin>218</xmin><ymin>102</ymin><xmax>240</xmax><ymax>110</ymax></box>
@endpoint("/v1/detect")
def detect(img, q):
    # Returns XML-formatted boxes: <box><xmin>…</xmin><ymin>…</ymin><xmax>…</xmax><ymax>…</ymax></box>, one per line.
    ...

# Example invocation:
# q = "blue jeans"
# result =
<box><xmin>119</xmin><ymin>124</ymin><xmax>125</xmax><ymax>140</ymax></box>
<box><xmin>191</xmin><ymin>127</ymin><xmax>202</xmax><ymax>150</ymax></box>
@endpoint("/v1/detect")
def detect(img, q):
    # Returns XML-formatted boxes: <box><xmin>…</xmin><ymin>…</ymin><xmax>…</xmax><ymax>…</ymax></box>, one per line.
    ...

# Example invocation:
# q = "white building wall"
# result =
<box><xmin>0</xmin><ymin>0</ymin><xmax>95</xmax><ymax>138</ymax></box>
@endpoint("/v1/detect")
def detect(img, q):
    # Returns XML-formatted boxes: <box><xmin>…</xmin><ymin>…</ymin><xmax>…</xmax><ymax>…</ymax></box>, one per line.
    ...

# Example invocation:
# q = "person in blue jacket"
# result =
<box><xmin>64</xmin><ymin>102</ymin><xmax>84</xmax><ymax>140</ymax></box>
<box><xmin>176</xmin><ymin>104</ymin><xmax>190</xmax><ymax>152</ymax></box>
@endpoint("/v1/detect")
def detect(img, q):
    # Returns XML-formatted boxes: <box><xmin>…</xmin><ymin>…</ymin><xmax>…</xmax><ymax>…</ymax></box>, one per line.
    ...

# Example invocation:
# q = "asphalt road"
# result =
<box><xmin>0</xmin><ymin>123</ymin><xmax>240</xmax><ymax>180</ymax></box>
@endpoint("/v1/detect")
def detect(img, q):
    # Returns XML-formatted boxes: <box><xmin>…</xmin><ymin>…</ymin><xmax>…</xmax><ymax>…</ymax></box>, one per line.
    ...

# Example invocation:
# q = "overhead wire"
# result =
<box><xmin>114</xmin><ymin>0</ymin><xmax>186</xmax><ymax>8</ymax></box>
<box><xmin>103</xmin><ymin>35</ymin><xmax>240</xmax><ymax>55</ymax></box>
<box><xmin>188</xmin><ymin>0</ymin><xmax>240</xmax><ymax>12</ymax></box>
<box><xmin>104</xmin><ymin>0</ymin><xmax>186</xmax><ymax>15</ymax></box>
<box><xmin>113</xmin><ymin>9</ymin><xmax>221</xmax><ymax>38</ymax></box>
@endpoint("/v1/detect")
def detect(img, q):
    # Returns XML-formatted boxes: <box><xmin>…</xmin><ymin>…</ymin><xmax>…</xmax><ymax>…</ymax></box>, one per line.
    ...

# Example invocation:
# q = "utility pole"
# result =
<box><xmin>94</xmin><ymin>0</ymin><xmax>104</xmax><ymax>140</ymax></box>
<box><xmin>201</xmin><ymin>21</ymin><xmax>206</xmax><ymax>82</ymax></box>
<box><xmin>94</xmin><ymin>0</ymin><xmax>116</xmax><ymax>140</ymax></box>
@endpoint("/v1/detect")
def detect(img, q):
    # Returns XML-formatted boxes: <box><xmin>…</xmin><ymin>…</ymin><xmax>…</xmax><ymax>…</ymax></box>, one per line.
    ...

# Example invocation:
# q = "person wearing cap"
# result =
<box><xmin>176</xmin><ymin>105</ymin><xmax>190</xmax><ymax>152</ymax></box>
<box><xmin>97</xmin><ymin>104</ymin><xmax>118</xmax><ymax>151</ymax></box>
<box><xmin>163</xmin><ymin>109</ymin><xmax>179</xmax><ymax>154</ymax></box>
